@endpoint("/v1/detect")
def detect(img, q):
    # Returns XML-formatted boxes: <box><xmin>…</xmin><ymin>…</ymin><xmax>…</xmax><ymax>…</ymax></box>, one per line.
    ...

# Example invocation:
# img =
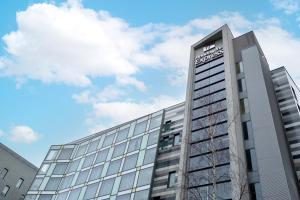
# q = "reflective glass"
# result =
<box><xmin>95</xmin><ymin>149</ymin><xmax>109</xmax><ymax>164</ymax></box>
<box><xmin>83</xmin><ymin>182</ymin><xmax>99</xmax><ymax>200</ymax></box>
<box><xmin>133</xmin><ymin>121</ymin><xmax>147</xmax><ymax>135</ymax></box>
<box><xmin>106</xmin><ymin>159</ymin><xmax>122</xmax><ymax>176</ymax></box>
<box><xmin>39</xmin><ymin>164</ymin><xmax>50</xmax><ymax>174</ymax></box>
<box><xmin>59</xmin><ymin>174</ymin><xmax>74</xmax><ymax>190</ymax></box>
<box><xmin>143</xmin><ymin>148</ymin><xmax>156</xmax><ymax>165</ymax></box>
<box><xmin>128</xmin><ymin>137</ymin><xmax>142</xmax><ymax>152</ymax></box>
<box><xmin>98</xmin><ymin>178</ymin><xmax>115</xmax><ymax>196</ymax></box>
<box><xmin>122</xmin><ymin>153</ymin><xmax>138</xmax><ymax>171</ymax></box>
<box><xmin>82</xmin><ymin>153</ymin><xmax>96</xmax><ymax>168</ymax></box>
<box><xmin>116</xmin><ymin>128</ymin><xmax>130</xmax><ymax>142</ymax></box>
<box><xmin>30</xmin><ymin>178</ymin><xmax>43</xmax><ymax>190</ymax></box>
<box><xmin>46</xmin><ymin>150</ymin><xmax>58</xmax><ymax>160</ymax></box>
<box><xmin>119</xmin><ymin>172</ymin><xmax>135</xmax><ymax>191</ymax></box>
<box><xmin>134</xmin><ymin>189</ymin><xmax>149</xmax><ymax>200</ymax></box>
<box><xmin>45</xmin><ymin>177</ymin><xmax>62</xmax><ymax>191</ymax></box>
<box><xmin>38</xmin><ymin>195</ymin><xmax>52</xmax><ymax>200</ymax></box>
<box><xmin>168</xmin><ymin>172</ymin><xmax>177</xmax><ymax>187</ymax></box>
<box><xmin>67</xmin><ymin>159</ymin><xmax>81</xmax><ymax>173</ymax></box>
<box><xmin>58</xmin><ymin>148</ymin><xmax>73</xmax><ymax>160</ymax></box>
<box><xmin>89</xmin><ymin>165</ymin><xmax>103</xmax><ymax>181</ymax></box>
<box><xmin>56</xmin><ymin>192</ymin><xmax>68</xmax><ymax>200</ymax></box>
<box><xmin>147</xmin><ymin>130</ymin><xmax>159</xmax><ymax>146</ymax></box>
<box><xmin>76</xmin><ymin>169</ymin><xmax>90</xmax><ymax>185</ymax></box>
<box><xmin>116</xmin><ymin>194</ymin><xmax>131</xmax><ymax>200</ymax></box>
<box><xmin>149</xmin><ymin>115</ymin><xmax>162</xmax><ymax>130</ymax></box>
<box><xmin>112</xmin><ymin>142</ymin><xmax>126</xmax><ymax>158</ymax></box>
<box><xmin>75</xmin><ymin>145</ymin><xmax>88</xmax><ymax>158</ymax></box>
<box><xmin>102</xmin><ymin>133</ymin><xmax>116</xmax><ymax>147</ymax></box>
<box><xmin>87</xmin><ymin>139</ymin><xmax>100</xmax><ymax>153</ymax></box>
<box><xmin>68</xmin><ymin>188</ymin><xmax>81</xmax><ymax>200</ymax></box>
<box><xmin>137</xmin><ymin>167</ymin><xmax>153</xmax><ymax>187</ymax></box>
<box><xmin>53</xmin><ymin>163</ymin><xmax>68</xmax><ymax>175</ymax></box>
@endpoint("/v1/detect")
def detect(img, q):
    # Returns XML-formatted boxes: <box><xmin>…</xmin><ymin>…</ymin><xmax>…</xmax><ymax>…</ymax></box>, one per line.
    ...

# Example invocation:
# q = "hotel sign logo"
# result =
<box><xmin>194</xmin><ymin>44</ymin><xmax>224</xmax><ymax>65</ymax></box>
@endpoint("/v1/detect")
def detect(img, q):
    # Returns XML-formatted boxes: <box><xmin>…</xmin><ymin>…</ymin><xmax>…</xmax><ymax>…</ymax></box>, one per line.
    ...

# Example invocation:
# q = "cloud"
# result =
<box><xmin>9</xmin><ymin>125</ymin><xmax>40</xmax><ymax>144</ymax></box>
<box><xmin>270</xmin><ymin>0</ymin><xmax>299</xmax><ymax>14</ymax></box>
<box><xmin>0</xmin><ymin>130</ymin><xmax>5</xmax><ymax>137</ymax></box>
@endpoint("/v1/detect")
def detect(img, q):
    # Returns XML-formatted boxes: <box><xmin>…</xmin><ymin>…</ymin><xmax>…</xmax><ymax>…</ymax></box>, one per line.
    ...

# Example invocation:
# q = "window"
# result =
<box><xmin>245</xmin><ymin>149</ymin><xmax>253</xmax><ymax>171</ymax></box>
<box><xmin>45</xmin><ymin>177</ymin><xmax>62</xmax><ymax>191</ymax></box>
<box><xmin>89</xmin><ymin>165</ymin><xmax>103</xmax><ymax>181</ymax></box>
<box><xmin>163</xmin><ymin>120</ymin><xmax>172</xmax><ymax>131</ymax></box>
<box><xmin>98</xmin><ymin>178</ymin><xmax>115</xmax><ymax>196</ymax></box>
<box><xmin>1</xmin><ymin>185</ymin><xmax>10</xmax><ymax>196</ymax></box>
<box><xmin>149</xmin><ymin>115</ymin><xmax>162</xmax><ymax>130</ymax></box>
<box><xmin>173</xmin><ymin>134</ymin><xmax>180</xmax><ymax>146</ymax></box>
<box><xmin>249</xmin><ymin>183</ymin><xmax>257</xmax><ymax>200</ymax></box>
<box><xmin>75</xmin><ymin>169</ymin><xmax>90</xmax><ymax>185</ymax></box>
<box><xmin>128</xmin><ymin>137</ymin><xmax>142</xmax><ymax>152</ymax></box>
<box><xmin>59</xmin><ymin>174</ymin><xmax>74</xmax><ymax>190</ymax></box>
<box><xmin>292</xmin><ymin>87</ymin><xmax>298</xmax><ymax>101</ymax></box>
<box><xmin>53</xmin><ymin>163</ymin><xmax>68</xmax><ymax>175</ymax></box>
<box><xmin>56</xmin><ymin>192</ymin><xmax>68</xmax><ymax>200</ymax></box>
<box><xmin>38</xmin><ymin>195</ymin><xmax>53</xmax><ymax>200</ymax></box>
<box><xmin>68</xmin><ymin>188</ymin><xmax>81</xmax><ymax>200</ymax></box>
<box><xmin>116</xmin><ymin>128</ymin><xmax>130</xmax><ymax>142</ymax></box>
<box><xmin>106</xmin><ymin>159</ymin><xmax>122</xmax><ymax>176</ymax></box>
<box><xmin>112</xmin><ymin>142</ymin><xmax>127</xmax><ymax>158</ymax></box>
<box><xmin>82</xmin><ymin>153</ymin><xmax>96</xmax><ymax>168</ymax></box>
<box><xmin>143</xmin><ymin>148</ymin><xmax>156</xmax><ymax>165</ymax></box>
<box><xmin>16</xmin><ymin>178</ymin><xmax>24</xmax><ymax>189</ymax></box>
<box><xmin>0</xmin><ymin>168</ymin><xmax>8</xmax><ymax>178</ymax></box>
<box><xmin>75</xmin><ymin>144</ymin><xmax>88</xmax><ymax>158</ymax></box>
<box><xmin>160</xmin><ymin>136</ymin><xmax>169</xmax><ymax>149</ymax></box>
<box><xmin>116</xmin><ymin>194</ymin><xmax>131</xmax><ymax>200</ymax></box>
<box><xmin>84</xmin><ymin>182</ymin><xmax>99</xmax><ymax>199</ymax></box>
<box><xmin>134</xmin><ymin>189</ymin><xmax>149</xmax><ymax>200</ymax></box>
<box><xmin>30</xmin><ymin>178</ymin><xmax>43</xmax><ymax>190</ymax></box>
<box><xmin>58</xmin><ymin>148</ymin><xmax>73</xmax><ymax>160</ymax></box>
<box><xmin>122</xmin><ymin>153</ymin><xmax>138</xmax><ymax>171</ymax></box>
<box><xmin>95</xmin><ymin>149</ymin><xmax>109</xmax><ymax>163</ymax></box>
<box><xmin>119</xmin><ymin>172</ymin><xmax>136</xmax><ymax>191</ymax></box>
<box><xmin>102</xmin><ymin>133</ymin><xmax>116</xmax><ymax>147</ymax></box>
<box><xmin>46</xmin><ymin>150</ymin><xmax>58</xmax><ymax>160</ymax></box>
<box><xmin>87</xmin><ymin>139</ymin><xmax>100</xmax><ymax>153</ymax></box>
<box><xmin>242</xmin><ymin>121</ymin><xmax>251</xmax><ymax>140</ymax></box>
<box><xmin>39</xmin><ymin>164</ymin><xmax>50</xmax><ymax>174</ymax></box>
<box><xmin>67</xmin><ymin>159</ymin><xmax>81</xmax><ymax>173</ymax></box>
<box><xmin>235</xmin><ymin>61</ymin><xmax>244</xmax><ymax>74</ymax></box>
<box><xmin>240</xmin><ymin>98</ymin><xmax>249</xmax><ymax>114</ymax></box>
<box><xmin>134</xmin><ymin>121</ymin><xmax>147</xmax><ymax>135</ymax></box>
<box><xmin>19</xmin><ymin>194</ymin><xmax>25</xmax><ymax>200</ymax></box>
<box><xmin>237</xmin><ymin>78</ymin><xmax>246</xmax><ymax>92</ymax></box>
<box><xmin>168</xmin><ymin>172</ymin><xmax>177</xmax><ymax>187</ymax></box>
<box><xmin>137</xmin><ymin>167</ymin><xmax>153</xmax><ymax>187</ymax></box>
<box><xmin>147</xmin><ymin>130</ymin><xmax>159</xmax><ymax>146</ymax></box>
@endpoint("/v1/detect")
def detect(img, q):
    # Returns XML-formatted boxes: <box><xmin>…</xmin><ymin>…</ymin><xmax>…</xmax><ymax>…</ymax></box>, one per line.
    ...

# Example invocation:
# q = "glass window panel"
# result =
<box><xmin>30</xmin><ymin>178</ymin><xmax>43</xmax><ymax>190</ymax></box>
<box><xmin>116</xmin><ymin>128</ymin><xmax>130</xmax><ymax>142</ymax></box>
<box><xmin>98</xmin><ymin>178</ymin><xmax>115</xmax><ymax>196</ymax></box>
<box><xmin>147</xmin><ymin>130</ymin><xmax>159</xmax><ymax>146</ymax></box>
<box><xmin>67</xmin><ymin>159</ymin><xmax>81</xmax><ymax>173</ymax></box>
<box><xmin>87</xmin><ymin>139</ymin><xmax>100</xmax><ymax>153</ymax></box>
<box><xmin>46</xmin><ymin>150</ymin><xmax>58</xmax><ymax>160</ymax></box>
<box><xmin>116</xmin><ymin>194</ymin><xmax>131</xmax><ymax>200</ymax></box>
<box><xmin>75</xmin><ymin>145</ymin><xmax>88</xmax><ymax>158</ymax></box>
<box><xmin>45</xmin><ymin>177</ymin><xmax>62</xmax><ymax>191</ymax></box>
<box><xmin>128</xmin><ymin>137</ymin><xmax>142</xmax><ymax>153</ymax></box>
<box><xmin>89</xmin><ymin>165</ymin><xmax>103</xmax><ymax>181</ymax></box>
<box><xmin>102</xmin><ymin>133</ymin><xmax>116</xmax><ymax>147</ymax></box>
<box><xmin>190</xmin><ymin>136</ymin><xmax>229</xmax><ymax>156</ymax></box>
<box><xmin>0</xmin><ymin>168</ymin><xmax>8</xmax><ymax>178</ymax></box>
<box><xmin>119</xmin><ymin>172</ymin><xmax>136</xmax><ymax>191</ymax></box>
<box><xmin>76</xmin><ymin>169</ymin><xmax>90</xmax><ymax>185</ymax></box>
<box><xmin>95</xmin><ymin>149</ymin><xmax>109</xmax><ymax>164</ymax></box>
<box><xmin>143</xmin><ymin>148</ymin><xmax>156</xmax><ymax>165</ymax></box>
<box><xmin>58</xmin><ymin>148</ymin><xmax>73</xmax><ymax>160</ymax></box>
<box><xmin>137</xmin><ymin>167</ymin><xmax>153</xmax><ymax>187</ymax></box>
<box><xmin>2</xmin><ymin>185</ymin><xmax>9</xmax><ymax>196</ymax></box>
<box><xmin>68</xmin><ymin>187</ymin><xmax>81</xmax><ymax>200</ymax></box>
<box><xmin>59</xmin><ymin>174</ymin><xmax>74</xmax><ymax>190</ymax></box>
<box><xmin>112</xmin><ymin>142</ymin><xmax>127</xmax><ymax>158</ymax></box>
<box><xmin>53</xmin><ymin>163</ymin><xmax>68</xmax><ymax>175</ymax></box>
<box><xmin>38</xmin><ymin>195</ymin><xmax>52</xmax><ymax>200</ymax></box>
<box><xmin>16</xmin><ymin>178</ymin><xmax>24</xmax><ymax>188</ymax></box>
<box><xmin>168</xmin><ymin>171</ymin><xmax>177</xmax><ymax>187</ymax></box>
<box><xmin>134</xmin><ymin>189</ymin><xmax>149</xmax><ymax>200</ymax></box>
<box><xmin>56</xmin><ymin>192</ymin><xmax>68</xmax><ymax>200</ymax></box>
<box><xmin>240</xmin><ymin>98</ymin><xmax>249</xmax><ymax>114</ymax></box>
<box><xmin>122</xmin><ymin>153</ymin><xmax>138</xmax><ymax>171</ymax></box>
<box><xmin>39</xmin><ymin>164</ymin><xmax>50</xmax><ymax>175</ymax></box>
<box><xmin>173</xmin><ymin>134</ymin><xmax>180</xmax><ymax>146</ymax></box>
<box><xmin>82</xmin><ymin>153</ymin><xmax>96</xmax><ymax>168</ymax></box>
<box><xmin>84</xmin><ymin>182</ymin><xmax>99</xmax><ymax>200</ymax></box>
<box><xmin>149</xmin><ymin>115</ymin><xmax>162</xmax><ymax>130</ymax></box>
<box><xmin>133</xmin><ymin>121</ymin><xmax>147</xmax><ymax>135</ymax></box>
<box><xmin>106</xmin><ymin>159</ymin><xmax>122</xmax><ymax>176</ymax></box>
<box><xmin>25</xmin><ymin>195</ymin><xmax>37</xmax><ymax>200</ymax></box>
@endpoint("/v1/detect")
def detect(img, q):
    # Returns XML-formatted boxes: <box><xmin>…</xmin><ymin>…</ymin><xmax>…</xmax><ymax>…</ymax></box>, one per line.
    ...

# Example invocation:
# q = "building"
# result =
<box><xmin>26</xmin><ymin>25</ymin><xmax>300</xmax><ymax>200</ymax></box>
<box><xmin>0</xmin><ymin>143</ymin><xmax>38</xmax><ymax>200</ymax></box>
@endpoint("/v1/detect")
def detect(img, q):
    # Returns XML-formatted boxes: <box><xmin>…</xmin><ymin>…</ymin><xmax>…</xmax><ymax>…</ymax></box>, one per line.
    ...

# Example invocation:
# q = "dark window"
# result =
<box><xmin>240</xmin><ymin>98</ymin><xmax>249</xmax><ymax>114</ymax></box>
<box><xmin>0</xmin><ymin>168</ymin><xmax>8</xmax><ymax>179</ymax></box>
<box><xmin>168</xmin><ymin>171</ymin><xmax>177</xmax><ymax>187</ymax></box>
<box><xmin>249</xmin><ymin>183</ymin><xmax>257</xmax><ymax>200</ymax></box>
<box><xmin>242</xmin><ymin>122</ymin><xmax>250</xmax><ymax>140</ymax></box>
<box><xmin>237</xmin><ymin>79</ymin><xmax>246</xmax><ymax>92</ymax></box>
<box><xmin>235</xmin><ymin>62</ymin><xmax>244</xmax><ymax>74</ymax></box>
<box><xmin>245</xmin><ymin>149</ymin><xmax>253</xmax><ymax>171</ymax></box>
<box><xmin>160</xmin><ymin>136</ymin><xmax>169</xmax><ymax>149</ymax></box>
<box><xmin>16</xmin><ymin>178</ymin><xmax>24</xmax><ymax>189</ymax></box>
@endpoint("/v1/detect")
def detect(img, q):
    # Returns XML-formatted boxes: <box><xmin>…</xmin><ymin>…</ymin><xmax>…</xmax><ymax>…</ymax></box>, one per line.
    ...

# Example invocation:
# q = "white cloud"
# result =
<box><xmin>9</xmin><ymin>125</ymin><xmax>40</xmax><ymax>144</ymax></box>
<box><xmin>0</xmin><ymin>130</ymin><xmax>5</xmax><ymax>137</ymax></box>
<box><xmin>270</xmin><ymin>0</ymin><xmax>299</xmax><ymax>14</ymax></box>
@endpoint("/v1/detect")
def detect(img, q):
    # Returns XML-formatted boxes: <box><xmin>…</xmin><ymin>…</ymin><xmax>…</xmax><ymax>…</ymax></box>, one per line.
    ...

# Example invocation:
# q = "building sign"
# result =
<box><xmin>194</xmin><ymin>45</ymin><xmax>223</xmax><ymax>66</ymax></box>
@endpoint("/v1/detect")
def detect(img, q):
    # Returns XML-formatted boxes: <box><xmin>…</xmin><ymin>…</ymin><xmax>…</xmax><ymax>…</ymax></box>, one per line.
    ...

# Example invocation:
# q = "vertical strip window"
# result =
<box><xmin>16</xmin><ymin>178</ymin><xmax>24</xmax><ymax>189</ymax></box>
<box><xmin>245</xmin><ymin>149</ymin><xmax>253</xmax><ymax>171</ymax></box>
<box><xmin>168</xmin><ymin>171</ymin><xmax>177</xmax><ymax>188</ymax></box>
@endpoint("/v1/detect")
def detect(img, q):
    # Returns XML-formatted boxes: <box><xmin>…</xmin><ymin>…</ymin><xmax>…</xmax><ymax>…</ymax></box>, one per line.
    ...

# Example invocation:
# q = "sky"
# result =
<box><xmin>1</xmin><ymin>0</ymin><xmax>300</xmax><ymax>167</ymax></box>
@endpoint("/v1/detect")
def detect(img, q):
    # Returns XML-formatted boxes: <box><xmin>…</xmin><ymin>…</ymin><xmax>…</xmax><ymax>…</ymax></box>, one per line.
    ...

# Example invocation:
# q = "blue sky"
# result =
<box><xmin>1</xmin><ymin>0</ymin><xmax>300</xmax><ymax>166</ymax></box>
